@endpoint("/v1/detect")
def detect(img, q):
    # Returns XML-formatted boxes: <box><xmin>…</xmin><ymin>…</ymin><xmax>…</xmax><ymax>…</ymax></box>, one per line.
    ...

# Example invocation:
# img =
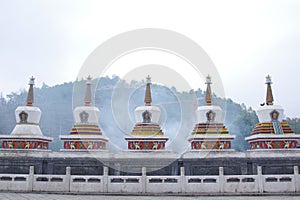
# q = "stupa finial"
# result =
<box><xmin>84</xmin><ymin>75</ymin><xmax>92</xmax><ymax>106</ymax></box>
<box><xmin>144</xmin><ymin>75</ymin><xmax>152</xmax><ymax>106</ymax></box>
<box><xmin>205</xmin><ymin>75</ymin><xmax>212</xmax><ymax>106</ymax></box>
<box><xmin>265</xmin><ymin>74</ymin><xmax>274</xmax><ymax>105</ymax></box>
<box><xmin>26</xmin><ymin>76</ymin><xmax>35</xmax><ymax>106</ymax></box>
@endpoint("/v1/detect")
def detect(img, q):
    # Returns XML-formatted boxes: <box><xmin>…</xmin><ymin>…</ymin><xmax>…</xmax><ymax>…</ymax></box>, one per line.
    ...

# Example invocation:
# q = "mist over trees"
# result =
<box><xmin>0</xmin><ymin>76</ymin><xmax>296</xmax><ymax>152</ymax></box>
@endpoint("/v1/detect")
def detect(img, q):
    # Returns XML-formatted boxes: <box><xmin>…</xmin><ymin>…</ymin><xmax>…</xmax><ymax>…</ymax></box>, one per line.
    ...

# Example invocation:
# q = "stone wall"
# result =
<box><xmin>0</xmin><ymin>150</ymin><xmax>300</xmax><ymax>176</ymax></box>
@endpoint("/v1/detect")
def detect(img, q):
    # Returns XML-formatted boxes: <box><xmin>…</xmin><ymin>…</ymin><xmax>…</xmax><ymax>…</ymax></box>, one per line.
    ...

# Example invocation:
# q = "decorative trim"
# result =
<box><xmin>191</xmin><ymin>140</ymin><xmax>232</xmax><ymax>150</ymax></box>
<box><xmin>19</xmin><ymin>111</ymin><xmax>28</xmax><ymax>123</ymax></box>
<box><xmin>80</xmin><ymin>111</ymin><xmax>89</xmax><ymax>123</ymax></box>
<box><xmin>2</xmin><ymin>140</ymin><xmax>49</xmax><ymax>149</ymax></box>
<box><xmin>63</xmin><ymin>141</ymin><xmax>106</xmax><ymax>150</ymax></box>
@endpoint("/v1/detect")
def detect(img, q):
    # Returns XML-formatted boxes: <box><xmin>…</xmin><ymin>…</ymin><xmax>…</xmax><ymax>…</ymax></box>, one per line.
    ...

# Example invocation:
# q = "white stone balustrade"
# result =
<box><xmin>0</xmin><ymin>165</ymin><xmax>299</xmax><ymax>194</ymax></box>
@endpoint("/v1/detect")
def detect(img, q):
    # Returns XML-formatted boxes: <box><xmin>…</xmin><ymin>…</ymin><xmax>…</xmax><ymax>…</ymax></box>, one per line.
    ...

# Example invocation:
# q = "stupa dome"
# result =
<box><xmin>11</xmin><ymin>77</ymin><xmax>43</xmax><ymax>137</ymax></box>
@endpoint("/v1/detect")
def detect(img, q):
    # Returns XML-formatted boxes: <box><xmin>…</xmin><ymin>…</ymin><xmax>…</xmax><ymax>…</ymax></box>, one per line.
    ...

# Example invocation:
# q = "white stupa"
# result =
<box><xmin>188</xmin><ymin>75</ymin><xmax>235</xmax><ymax>150</ymax></box>
<box><xmin>60</xmin><ymin>76</ymin><xmax>108</xmax><ymax>150</ymax></box>
<box><xmin>246</xmin><ymin>75</ymin><xmax>300</xmax><ymax>149</ymax></box>
<box><xmin>125</xmin><ymin>75</ymin><xmax>168</xmax><ymax>150</ymax></box>
<box><xmin>0</xmin><ymin>77</ymin><xmax>52</xmax><ymax>150</ymax></box>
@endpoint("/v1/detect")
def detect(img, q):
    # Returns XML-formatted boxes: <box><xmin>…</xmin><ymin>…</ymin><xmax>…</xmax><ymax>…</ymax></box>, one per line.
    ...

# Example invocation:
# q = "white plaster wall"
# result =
<box><xmin>11</xmin><ymin>124</ymin><xmax>43</xmax><ymax>136</ymax></box>
<box><xmin>196</xmin><ymin>105</ymin><xmax>223</xmax><ymax>123</ymax></box>
<box><xmin>73</xmin><ymin>106</ymin><xmax>100</xmax><ymax>125</ymax></box>
<box><xmin>135</xmin><ymin>106</ymin><xmax>161</xmax><ymax>123</ymax></box>
<box><xmin>257</xmin><ymin>105</ymin><xmax>284</xmax><ymax>123</ymax></box>
<box><xmin>15</xmin><ymin>106</ymin><xmax>41</xmax><ymax>124</ymax></box>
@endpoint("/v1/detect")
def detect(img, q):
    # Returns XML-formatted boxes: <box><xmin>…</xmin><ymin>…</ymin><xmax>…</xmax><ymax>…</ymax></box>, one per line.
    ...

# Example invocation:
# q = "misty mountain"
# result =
<box><xmin>0</xmin><ymin>76</ymin><xmax>281</xmax><ymax>152</ymax></box>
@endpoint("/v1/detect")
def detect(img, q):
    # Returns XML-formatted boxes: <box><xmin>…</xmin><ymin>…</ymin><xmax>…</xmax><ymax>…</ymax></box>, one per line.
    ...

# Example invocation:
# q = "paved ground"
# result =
<box><xmin>1</xmin><ymin>193</ymin><xmax>300</xmax><ymax>200</ymax></box>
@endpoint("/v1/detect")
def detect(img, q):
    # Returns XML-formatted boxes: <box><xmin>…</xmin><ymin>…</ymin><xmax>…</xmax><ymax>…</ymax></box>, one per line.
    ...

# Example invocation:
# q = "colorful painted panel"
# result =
<box><xmin>251</xmin><ymin>122</ymin><xmax>294</xmax><ymax>135</ymax></box>
<box><xmin>63</xmin><ymin>141</ymin><xmax>106</xmax><ymax>150</ymax></box>
<box><xmin>250</xmin><ymin>140</ymin><xmax>297</xmax><ymax>149</ymax></box>
<box><xmin>191</xmin><ymin>140</ymin><xmax>231</xmax><ymax>150</ymax></box>
<box><xmin>128</xmin><ymin>141</ymin><xmax>166</xmax><ymax>150</ymax></box>
<box><xmin>2</xmin><ymin>140</ymin><xmax>49</xmax><ymax>149</ymax></box>
<box><xmin>191</xmin><ymin>123</ymin><xmax>229</xmax><ymax>134</ymax></box>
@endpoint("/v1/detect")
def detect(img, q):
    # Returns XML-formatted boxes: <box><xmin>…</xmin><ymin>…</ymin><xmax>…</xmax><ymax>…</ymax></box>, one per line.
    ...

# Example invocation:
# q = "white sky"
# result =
<box><xmin>0</xmin><ymin>0</ymin><xmax>300</xmax><ymax>117</ymax></box>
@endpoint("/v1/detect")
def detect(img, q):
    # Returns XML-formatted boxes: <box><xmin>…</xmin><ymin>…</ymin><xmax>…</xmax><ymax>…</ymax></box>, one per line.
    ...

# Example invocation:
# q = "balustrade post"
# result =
<box><xmin>180</xmin><ymin>167</ymin><xmax>185</xmax><ymax>193</ymax></box>
<box><xmin>294</xmin><ymin>166</ymin><xmax>299</xmax><ymax>192</ymax></box>
<box><xmin>28</xmin><ymin>166</ymin><xmax>34</xmax><ymax>192</ymax></box>
<box><xmin>219</xmin><ymin>167</ymin><xmax>224</xmax><ymax>193</ymax></box>
<box><xmin>103</xmin><ymin>167</ymin><xmax>108</xmax><ymax>193</ymax></box>
<box><xmin>65</xmin><ymin>167</ymin><xmax>71</xmax><ymax>192</ymax></box>
<box><xmin>257</xmin><ymin>166</ymin><xmax>263</xmax><ymax>193</ymax></box>
<box><xmin>142</xmin><ymin>167</ymin><xmax>146</xmax><ymax>193</ymax></box>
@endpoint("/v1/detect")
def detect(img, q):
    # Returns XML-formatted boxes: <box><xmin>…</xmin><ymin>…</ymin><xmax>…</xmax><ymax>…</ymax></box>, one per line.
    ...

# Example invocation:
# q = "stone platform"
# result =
<box><xmin>1</xmin><ymin>149</ymin><xmax>300</xmax><ymax>176</ymax></box>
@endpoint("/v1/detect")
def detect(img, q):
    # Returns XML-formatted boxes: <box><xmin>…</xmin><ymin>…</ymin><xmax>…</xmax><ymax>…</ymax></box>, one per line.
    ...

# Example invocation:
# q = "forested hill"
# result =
<box><xmin>0</xmin><ymin>76</ymin><xmax>297</xmax><ymax>152</ymax></box>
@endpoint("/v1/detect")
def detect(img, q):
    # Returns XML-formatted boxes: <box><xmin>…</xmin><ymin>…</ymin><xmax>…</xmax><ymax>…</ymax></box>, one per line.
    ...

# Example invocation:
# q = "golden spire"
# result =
<box><xmin>84</xmin><ymin>75</ymin><xmax>92</xmax><ymax>106</ymax></box>
<box><xmin>144</xmin><ymin>75</ymin><xmax>152</xmax><ymax>106</ymax></box>
<box><xmin>26</xmin><ymin>76</ymin><xmax>35</xmax><ymax>106</ymax></box>
<box><xmin>205</xmin><ymin>75</ymin><xmax>212</xmax><ymax>106</ymax></box>
<box><xmin>265</xmin><ymin>74</ymin><xmax>274</xmax><ymax>105</ymax></box>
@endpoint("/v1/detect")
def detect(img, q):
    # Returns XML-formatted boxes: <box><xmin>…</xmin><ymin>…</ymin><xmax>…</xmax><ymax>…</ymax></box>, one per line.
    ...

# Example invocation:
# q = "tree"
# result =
<box><xmin>231</xmin><ymin>108</ymin><xmax>258</xmax><ymax>151</ymax></box>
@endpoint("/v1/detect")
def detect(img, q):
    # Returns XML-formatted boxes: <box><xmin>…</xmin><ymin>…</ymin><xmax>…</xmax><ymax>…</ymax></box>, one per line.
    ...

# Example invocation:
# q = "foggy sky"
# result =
<box><xmin>0</xmin><ymin>0</ymin><xmax>300</xmax><ymax>117</ymax></box>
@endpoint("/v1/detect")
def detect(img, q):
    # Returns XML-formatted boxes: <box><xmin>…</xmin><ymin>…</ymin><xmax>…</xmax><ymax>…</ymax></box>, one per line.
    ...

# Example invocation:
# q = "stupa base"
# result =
<box><xmin>60</xmin><ymin>135</ymin><xmax>108</xmax><ymax>150</ymax></box>
<box><xmin>125</xmin><ymin>136</ymin><xmax>168</xmax><ymax>150</ymax></box>
<box><xmin>0</xmin><ymin>135</ymin><xmax>52</xmax><ymax>150</ymax></box>
<box><xmin>246</xmin><ymin>134</ymin><xmax>300</xmax><ymax>149</ymax></box>
<box><xmin>188</xmin><ymin>134</ymin><xmax>235</xmax><ymax>150</ymax></box>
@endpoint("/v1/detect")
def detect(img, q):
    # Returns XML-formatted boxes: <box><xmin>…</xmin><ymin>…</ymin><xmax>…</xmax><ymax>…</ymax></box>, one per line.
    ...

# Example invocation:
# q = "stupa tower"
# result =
<box><xmin>0</xmin><ymin>77</ymin><xmax>52</xmax><ymax>150</ymax></box>
<box><xmin>125</xmin><ymin>75</ymin><xmax>168</xmax><ymax>150</ymax></box>
<box><xmin>60</xmin><ymin>76</ymin><xmax>108</xmax><ymax>150</ymax></box>
<box><xmin>188</xmin><ymin>75</ymin><xmax>235</xmax><ymax>150</ymax></box>
<box><xmin>245</xmin><ymin>75</ymin><xmax>300</xmax><ymax>149</ymax></box>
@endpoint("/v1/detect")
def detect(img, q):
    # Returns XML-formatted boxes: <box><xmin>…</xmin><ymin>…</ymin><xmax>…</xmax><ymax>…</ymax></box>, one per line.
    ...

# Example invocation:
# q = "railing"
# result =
<box><xmin>185</xmin><ymin>175</ymin><xmax>220</xmax><ymax>193</ymax></box>
<box><xmin>147</xmin><ymin>176</ymin><xmax>182</xmax><ymax>193</ymax></box>
<box><xmin>223</xmin><ymin>175</ymin><xmax>259</xmax><ymax>193</ymax></box>
<box><xmin>0</xmin><ymin>166</ymin><xmax>299</xmax><ymax>194</ymax></box>
<box><xmin>71</xmin><ymin>175</ymin><xmax>104</xmax><ymax>193</ymax></box>
<box><xmin>0</xmin><ymin>174</ymin><xmax>29</xmax><ymax>191</ymax></box>
<box><xmin>263</xmin><ymin>174</ymin><xmax>296</xmax><ymax>193</ymax></box>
